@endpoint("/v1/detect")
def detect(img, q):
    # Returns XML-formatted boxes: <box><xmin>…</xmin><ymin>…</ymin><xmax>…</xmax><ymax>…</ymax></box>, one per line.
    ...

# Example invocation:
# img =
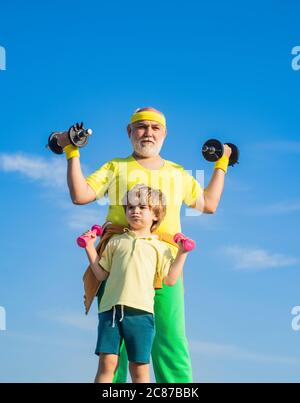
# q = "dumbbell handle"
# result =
<box><xmin>77</xmin><ymin>224</ymin><xmax>103</xmax><ymax>248</ymax></box>
<box><xmin>76</xmin><ymin>128</ymin><xmax>93</xmax><ymax>139</ymax></box>
<box><xmin>173</xmin><ymin>233</ymin><xmax>196</xmax><ymax>252</ymax></box>
<box><xmin>202</xmin><ymin>145</ymin><xmax>216</xmax><ymax>154</ymax></box>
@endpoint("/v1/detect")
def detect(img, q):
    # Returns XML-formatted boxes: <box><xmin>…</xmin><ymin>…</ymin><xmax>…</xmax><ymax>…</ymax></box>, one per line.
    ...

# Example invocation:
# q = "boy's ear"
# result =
<box><xmin>152</xmin><ymin>211</ymin><xmax>159</xmax><ymax>221</ymax></box>
<box><xmin>153</xmin><ymin>217</ymin><xmax>159</xmax><ymax>226</ymax></box>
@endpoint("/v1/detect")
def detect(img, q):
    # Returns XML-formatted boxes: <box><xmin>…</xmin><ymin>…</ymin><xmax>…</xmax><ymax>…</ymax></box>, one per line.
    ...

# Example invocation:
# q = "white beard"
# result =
<box><xmin>130</xmin><ymin>137</ymin><xmax>164</xmax><ymax>158</ymax></box>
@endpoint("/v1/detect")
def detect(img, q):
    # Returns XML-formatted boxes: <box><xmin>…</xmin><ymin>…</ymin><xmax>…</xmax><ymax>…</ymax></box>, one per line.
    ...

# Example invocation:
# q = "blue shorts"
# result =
<box><xmin>95</xmin><ymin>305</ymin><xmax>155</xmax><ymax>364</ymax></box>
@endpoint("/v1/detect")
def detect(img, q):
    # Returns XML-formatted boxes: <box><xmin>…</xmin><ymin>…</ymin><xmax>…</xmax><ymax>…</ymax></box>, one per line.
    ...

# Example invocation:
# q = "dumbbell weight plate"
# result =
<box><xmin>47</xmin><ymin>132</ymin><xmax>64</xmax><ymax>154</ymax></box>
<box><xmin>173</xmin><ymin>233</ymin><xmax>185</xmax><ymax>244</ymax></box>
<box><xmin>202</xmin><ymin>139</ymin><xmax>224</xmax><ymax>162</ymax></box>
<box><xmin>68</xmin><ymin>125</ymin><xmax>90</xmax><ymax>148</ymax></box>
<box><xmin>225</xmin><ymin>143</ymin><xmax>239</xmax><ymax>166</ymax></box>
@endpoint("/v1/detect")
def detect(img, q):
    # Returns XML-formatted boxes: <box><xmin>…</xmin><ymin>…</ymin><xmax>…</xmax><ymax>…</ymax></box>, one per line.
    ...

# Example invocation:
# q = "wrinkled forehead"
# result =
<box><xmin>131</xmin><ymin>120</ymin><xmax>164</xmax><ymax>129</ymax></box>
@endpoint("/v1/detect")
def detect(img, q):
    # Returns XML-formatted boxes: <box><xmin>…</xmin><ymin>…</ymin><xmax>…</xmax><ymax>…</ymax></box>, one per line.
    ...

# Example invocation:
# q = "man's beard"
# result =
<box><xmin>131</xmin><ymin>137</ymin><xmax>164</xmax><ymax>158</ymax></box>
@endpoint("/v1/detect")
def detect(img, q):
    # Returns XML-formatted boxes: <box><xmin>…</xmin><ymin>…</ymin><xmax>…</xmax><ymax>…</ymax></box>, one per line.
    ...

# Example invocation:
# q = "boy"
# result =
<box><xmin>82</xmin><ymin>184</ymin><xmax>192</xmax><ymax>383</ymax></box>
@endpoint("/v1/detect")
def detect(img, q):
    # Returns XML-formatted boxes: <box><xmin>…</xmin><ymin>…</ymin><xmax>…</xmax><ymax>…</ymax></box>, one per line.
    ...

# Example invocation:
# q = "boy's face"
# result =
<box><xmin>126</xmin><ymin>203</ymin><xmax>158</xmax><ymax>231</ymax></box>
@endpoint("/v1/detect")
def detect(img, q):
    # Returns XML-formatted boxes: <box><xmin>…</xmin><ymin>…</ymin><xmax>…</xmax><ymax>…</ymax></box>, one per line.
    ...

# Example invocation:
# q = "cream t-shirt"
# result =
<box><xmin>98</xmin><ymin>229</ymin><xmax>175</xmax><ymax>314</ymax></box>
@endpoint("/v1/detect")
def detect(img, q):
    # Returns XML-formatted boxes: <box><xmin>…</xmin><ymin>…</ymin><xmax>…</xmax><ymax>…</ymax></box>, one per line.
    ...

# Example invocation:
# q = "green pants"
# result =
<box><xmin>97</xmin><ymin>277</ymin><xmax>192</xmax><ymax>383</ymax></box>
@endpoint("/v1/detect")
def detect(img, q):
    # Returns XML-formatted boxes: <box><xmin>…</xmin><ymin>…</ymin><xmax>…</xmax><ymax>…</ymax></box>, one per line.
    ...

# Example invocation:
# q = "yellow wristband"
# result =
<box><xmin>214</xmin><ymin>155</ymin><xmax>229</xmax><ymax>173</ymax></box>
<box><xmin>63</xmin><ymin>144</ymin><xmax>80</xmax><ymax>160</ymax></box>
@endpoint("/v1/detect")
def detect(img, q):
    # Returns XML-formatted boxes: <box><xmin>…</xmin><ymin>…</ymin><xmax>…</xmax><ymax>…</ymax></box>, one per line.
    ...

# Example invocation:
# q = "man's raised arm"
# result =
<box><xmin>191</xmin><ymin>144</ymin><xmax>232</xmax><ymax>214</ymax></box>
<box><xmin>193</xmin><ymin>168</ymin><xmax>226</xmax><ymax>214</ymax></box>
<box><xmin>67</xmin><ymin>157</ymin><xmax>96</xmax><ymax>205</ymax></box>
<box><xmin>58</xmin><ymin>132</ymin><xmax>96</xmax><ymax>205</ymax></box>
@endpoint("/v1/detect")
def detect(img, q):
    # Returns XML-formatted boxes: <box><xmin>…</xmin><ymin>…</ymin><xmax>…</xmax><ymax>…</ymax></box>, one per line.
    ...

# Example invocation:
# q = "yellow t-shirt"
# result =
<box><xmin>98</xmin><ymin>230</ymin><xmax>175</xmax><ymax>314</ymax></box>
<box><xmin>86</xmin><ymin>155</ymin><xmax>203</xmax><ymax>251</ymax></box>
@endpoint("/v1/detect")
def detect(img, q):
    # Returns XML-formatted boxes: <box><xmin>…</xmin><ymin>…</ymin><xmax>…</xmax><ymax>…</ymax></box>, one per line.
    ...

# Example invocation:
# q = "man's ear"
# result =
<box><xmin>127</xmin><ymin>124</ymin><xmax>132</xmax><ymax>138</ymax></box>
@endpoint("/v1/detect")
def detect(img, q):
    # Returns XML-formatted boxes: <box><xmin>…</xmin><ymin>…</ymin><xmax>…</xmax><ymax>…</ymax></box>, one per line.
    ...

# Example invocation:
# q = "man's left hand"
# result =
<box><xmin>223</xmin><ymin>144</ymin><xmax>232</xmax><ymax>158</ymax></box>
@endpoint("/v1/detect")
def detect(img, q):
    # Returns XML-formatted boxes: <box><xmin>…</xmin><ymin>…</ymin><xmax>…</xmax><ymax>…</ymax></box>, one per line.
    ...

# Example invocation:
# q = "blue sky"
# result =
<box><xmin>1</xmin><ymin>0</ymin><xmax>300</xmax><ymax>382</ymax></box>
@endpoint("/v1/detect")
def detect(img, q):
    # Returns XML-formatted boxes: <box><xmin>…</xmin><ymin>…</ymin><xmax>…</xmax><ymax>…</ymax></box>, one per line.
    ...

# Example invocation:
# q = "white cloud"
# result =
<box><xmin>0</xmin><ymin>152</ymin><xmax>66</xmax><ymax>188</ymax></box>
<box><xmin>181</xmin><ymin>207</ymin><xmax>225</xmax><ymax>231</ymax></box>
<box><xmin>254</xmin><ymin>201</ymin><xmax>300</xmax><ymax>215</ymax></box>
<box><xmin>225</xmin><ymin>176</ymin><xmax>252</xmax><ymax>192</ymax></box>
<box><xmin>0</xmin><ymin>152</ymin><xmax>91</xmax><ymax>190</ymax></box>
<box><xmin>6</xmin><ymin>330</ymin><xmax>92</xmax><ymax>350</ymax></box>
<box><xmin>254</xmin><ymin>141</ymin><xmax>300</xmax><ymax>154</ymax></box>
<box><xmin>189</xmin><ymin>340</ymin><xmax>300</xmax><ymax>365</ymax></box>
<box><xmin>61</xmin><ymin>205</ymin><xmax>108</xmax><ymax>230</ymax></box>
<box><xmin>222</xmin><ymin>245</ymin><xmax>299</xmax><ymax>271</ymax></box>
<box><xmin>0</xmin><ymin>152</ymin><xmax>106</xmax><ymax>230</ymax></box>
<box><xmin>41</xmin><ymin>310</ymin><xmax>98</xmax><ymax>332</ymax></box>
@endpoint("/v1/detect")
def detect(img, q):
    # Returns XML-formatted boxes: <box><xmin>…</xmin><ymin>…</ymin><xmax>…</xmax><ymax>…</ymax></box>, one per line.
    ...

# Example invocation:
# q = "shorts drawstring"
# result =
<box><xmin>112</xmin><ymin>305</ymin><xmax>124</xmax><ymax>327</ymax></box>
<box><xmin>119</xmin><ymin>305</ymin><xmax>124</xmax><ymax>323</ymax></box>
<box><xmin>112</xmin><ymin>306</ymin><xmax>116</xmax><ymax>328</ymax></box>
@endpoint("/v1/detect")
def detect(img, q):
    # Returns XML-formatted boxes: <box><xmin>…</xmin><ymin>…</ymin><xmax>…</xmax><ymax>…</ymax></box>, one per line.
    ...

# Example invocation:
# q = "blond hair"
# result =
<box><xmin>122</xmin><ymin>184</ymin><xmax>166</xmax><ymax>232</ymax></box>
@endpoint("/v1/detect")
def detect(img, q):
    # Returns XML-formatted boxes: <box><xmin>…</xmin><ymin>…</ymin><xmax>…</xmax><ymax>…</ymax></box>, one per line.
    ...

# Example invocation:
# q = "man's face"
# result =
<box><xmin>127</xmin><ymin>120</ymin><xmax>167</xmax><ymax>157</ymax></box>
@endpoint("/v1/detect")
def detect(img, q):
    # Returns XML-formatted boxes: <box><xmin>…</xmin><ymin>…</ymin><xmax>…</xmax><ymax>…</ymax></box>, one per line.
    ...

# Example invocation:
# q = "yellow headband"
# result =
<box><xmin>130</xmin><ymin>111</ymin><xmax>166</xmax><ymax>128</ymax></box>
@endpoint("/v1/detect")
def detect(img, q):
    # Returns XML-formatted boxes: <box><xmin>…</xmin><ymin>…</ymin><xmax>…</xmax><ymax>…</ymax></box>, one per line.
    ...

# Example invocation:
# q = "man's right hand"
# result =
<box><xmin>56</xmin><ymin>131</ymin><xmax>71</xmax><ymax>149</ymax></box>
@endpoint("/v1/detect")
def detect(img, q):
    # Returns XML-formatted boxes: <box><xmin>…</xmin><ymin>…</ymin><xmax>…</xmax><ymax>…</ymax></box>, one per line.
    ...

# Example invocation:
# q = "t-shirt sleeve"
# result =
<box><xmin>85</xmin><ymin>160</ymin><xmax>115</xmax><ymax>200</ymax></box>
<box><xmin>98</xmin><ymin>240</ymin><xmax>115</xmax><ymax>273</ymax></box>
<box><xmin>182</xmin><ymin>169</ymin><xmax>203</xmax><ymax>207</ymax></box>
<box><xmin>159</xmin><ymin>245</ymin><xmax>175</xmax><ymax>278</ymax></box>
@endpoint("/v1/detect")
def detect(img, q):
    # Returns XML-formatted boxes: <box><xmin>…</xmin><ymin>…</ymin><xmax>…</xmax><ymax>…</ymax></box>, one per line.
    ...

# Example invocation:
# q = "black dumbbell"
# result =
<box><xmin>46</xmin><ymin>122</ymin><xmax>93</xmax><ymax>155</ymax></box>
<box><xmin>202</xmin><ymin>139</ymin><xmax>239</xmax><ymax>167</ymax></box>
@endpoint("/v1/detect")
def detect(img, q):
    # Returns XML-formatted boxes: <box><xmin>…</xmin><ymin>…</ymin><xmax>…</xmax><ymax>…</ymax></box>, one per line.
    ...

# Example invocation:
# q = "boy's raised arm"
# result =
<box><xmin>85</xmin><ymin>245</ymin><xmax>109</xmax><ymax>282</ymax></box>
<box><xmin>163</xmin><ymin>248</ymin><xmax>188</xmax><ymax>287</ymax></box>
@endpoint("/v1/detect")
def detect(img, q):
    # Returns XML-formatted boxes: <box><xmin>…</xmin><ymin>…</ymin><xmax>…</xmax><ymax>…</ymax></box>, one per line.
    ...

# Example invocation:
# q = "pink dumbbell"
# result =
<box><xmin>76</xmin><ymin>224</ymin><xmax>103</xmax><ymax>248</ymax></box>
<box><xmin>173</xmin><ymin>232</ymin><xmax>196</xmax><ymax>251</ymax></box>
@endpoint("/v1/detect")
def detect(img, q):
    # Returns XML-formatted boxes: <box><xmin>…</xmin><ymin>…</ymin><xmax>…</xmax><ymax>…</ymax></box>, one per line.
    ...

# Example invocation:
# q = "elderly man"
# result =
<box><xmin>58</xmin><ymin>107</ymin><xmax>231</xmax><ymax>383</ymax></box>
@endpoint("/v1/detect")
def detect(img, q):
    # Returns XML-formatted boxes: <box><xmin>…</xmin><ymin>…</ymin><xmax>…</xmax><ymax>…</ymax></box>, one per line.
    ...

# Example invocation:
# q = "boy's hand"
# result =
<box><xmin>81</xmin><ymin>230</ymin><xmax>97</xmax><ymax>248</ymax></box>
<box><xmin>177</xmin><ymin>240</ymin><xmax>189</xmax><ymax>254</ymax></box>
<box><xmin>173</xmin><ymin>233</ymin><xmax>195</xmax><ymax>253</ymax></box>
